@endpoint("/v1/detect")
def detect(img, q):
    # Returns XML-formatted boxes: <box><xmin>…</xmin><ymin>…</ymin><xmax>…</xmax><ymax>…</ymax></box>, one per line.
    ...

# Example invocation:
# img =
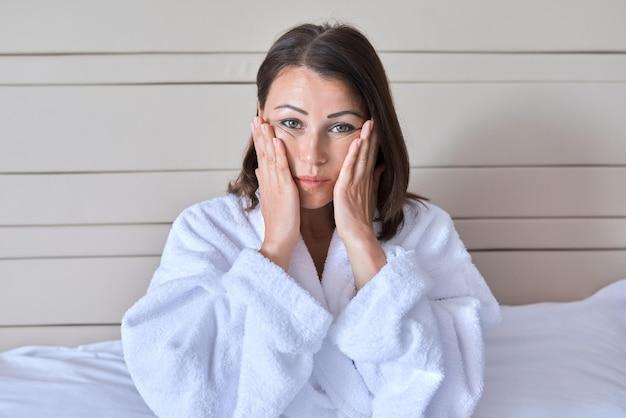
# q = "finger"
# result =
<box><xmin>274</xmin><ymin>138</ymin><xmax>298</xmax><ymax>198</ymax></box>
<box><xmin>251</xmin><ymin>117</ymin><xmax>263</xmax><ymax>162</ymax></box>
<box><xmin>250</xmin><ymin>119</ymin><xmax>259</xmax><ymax>160</ymax></box>
<box><xmin>251</xmin><ymin>119</ymin><xmax>268</xmax><ymax>194</ymax></box>
<box><xmin>336</xmin><ymin>136</ymin><xmax>362</xmax><ymax>189</ymax></box>
<box><xmin>365</xmin><ymin>121</ymin><xmax>378</xmax><ymax>175</ymax></box>
<box><xmin>255</xmin><ymin>167</ymin><xmax>263</xmax><ymax>194</ymax></box>
<box><xmin>273</xmin><ymin>136</ymin><xmax>292</xmax><ymax>179</ymax></box>
<box><xmin>353</xmin><ymin>119</ymin><xmax>372</xmax><ymax>181</ymax></box>
<box><xmin>260</xmin><ymin>119</ymin><xmax>277</xmax><ymax>164</ymax></box>
<box><xmin>252</xmin><ymin>118</ymin><xmax>275</xmax><ymax>194</ymax></box>
<box><xmin>258</xmin><ymin>118</ymin><xmax>283</xmax><ymax>190</ymax></box>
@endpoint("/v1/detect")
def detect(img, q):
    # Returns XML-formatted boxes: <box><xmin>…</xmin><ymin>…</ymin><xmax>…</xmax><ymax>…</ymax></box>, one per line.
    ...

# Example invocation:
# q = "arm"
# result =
<box><xmin>121</xmin><ymin>203</ymin><xmax>333</xmax><ymax>418</ymax></box>
<box><xmin>326</xmin><ymin>209</ymin><xmax>502</xmax><ymax>418</ymax></box>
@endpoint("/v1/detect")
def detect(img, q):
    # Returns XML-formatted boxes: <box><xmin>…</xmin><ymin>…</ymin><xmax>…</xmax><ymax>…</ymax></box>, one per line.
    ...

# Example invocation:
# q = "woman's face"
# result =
<box><xmin>258</xmin><ymin>66</ymin><xmax>369</xmax><ymax>209</ymax></box>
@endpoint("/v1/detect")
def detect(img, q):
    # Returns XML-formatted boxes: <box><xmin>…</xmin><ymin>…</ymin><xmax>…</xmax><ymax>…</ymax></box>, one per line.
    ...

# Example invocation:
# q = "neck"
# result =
<box><xmin>300</xmin><ymin>201</ymin><xmax>334</xmax><ymax>239</ymax></box>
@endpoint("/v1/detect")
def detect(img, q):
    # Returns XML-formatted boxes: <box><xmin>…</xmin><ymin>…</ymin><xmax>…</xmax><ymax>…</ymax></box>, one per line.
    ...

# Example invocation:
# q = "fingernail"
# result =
<box><xmin>250</xmin><ymin>121</ymin><xmax>255</xmax><ymax>131</ymax></box>
<box><xmin>254</xmin><ymin>117</ymin><xmax>259</xmax><ymax>126</ymax></box>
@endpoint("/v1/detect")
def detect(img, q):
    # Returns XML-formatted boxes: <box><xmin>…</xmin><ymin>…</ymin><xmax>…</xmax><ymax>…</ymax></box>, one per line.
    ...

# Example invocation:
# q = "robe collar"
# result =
<box><xmin>244</xmin><ymin>190</ymin><xmax>391</xmax><ymax>415</ymax></box>
<box><xmin>246</xmin><ymin>189</ymin><xmax>383</xmax><ymax>318</ymax></box>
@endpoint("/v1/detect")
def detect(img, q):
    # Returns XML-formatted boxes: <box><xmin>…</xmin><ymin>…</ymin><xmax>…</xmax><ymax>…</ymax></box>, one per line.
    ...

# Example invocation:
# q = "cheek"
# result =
<box><xmin>279</xmin><ymin>141</ymin><xmax>296</xmax><ymax>164</ymax></box>
<box><xmin>338</xmin><ymin>143</ymin><xmax>353</xmax><ymax>161</ymax></box>
<box><xmin>333</xmin><ymin>142</ymin><xmax>353</xmax><ymax>171</ymax></box>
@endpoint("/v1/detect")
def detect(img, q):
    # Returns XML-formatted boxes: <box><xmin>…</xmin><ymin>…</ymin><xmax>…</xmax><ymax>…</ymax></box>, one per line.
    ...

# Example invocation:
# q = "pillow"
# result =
<box><xmin>474</xmin><ymin>279</ymin><xmax>626</xmax><ymax>417</ymax></box>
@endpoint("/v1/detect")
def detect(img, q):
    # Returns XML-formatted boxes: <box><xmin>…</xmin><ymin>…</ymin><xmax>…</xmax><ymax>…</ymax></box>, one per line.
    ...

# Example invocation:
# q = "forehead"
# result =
<box><xmin>267</xmin><ymin>66</ymin><xmax>364</xmax><ymax>112</ymax></box>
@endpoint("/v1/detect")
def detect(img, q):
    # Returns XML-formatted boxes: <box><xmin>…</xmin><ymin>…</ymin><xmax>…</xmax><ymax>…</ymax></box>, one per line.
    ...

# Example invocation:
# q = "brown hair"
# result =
<box><xmin>227</xmin><ymin>20</ymin><xmax>429</xmax><ymax>241</ymax></box>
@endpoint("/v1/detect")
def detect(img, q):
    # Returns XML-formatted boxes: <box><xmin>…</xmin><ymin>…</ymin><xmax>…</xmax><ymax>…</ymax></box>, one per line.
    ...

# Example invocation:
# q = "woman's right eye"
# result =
<box><xmin>280</xmin><ymin>119</ymin><xmax>301</xmax><ymax>129</ymax></box>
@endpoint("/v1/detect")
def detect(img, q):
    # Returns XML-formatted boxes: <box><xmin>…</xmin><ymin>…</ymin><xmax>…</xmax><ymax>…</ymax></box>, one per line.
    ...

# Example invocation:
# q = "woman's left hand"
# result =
<box><xmin>333</xmin><ymin>119</ymin><xmax>385</xmax><ymax>243</ymax></box>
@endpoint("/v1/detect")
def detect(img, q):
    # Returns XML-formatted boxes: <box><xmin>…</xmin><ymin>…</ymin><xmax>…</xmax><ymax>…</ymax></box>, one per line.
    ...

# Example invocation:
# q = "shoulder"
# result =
<box><xmin>166</xmin><ymin>193</ymin><xmax>256</xmax><ymax>257</ymax></box>
<box><xmin>396</xmin><ymin>199</ymin><xmax>469</xmax><ymax>271</ymax></box>
<box><xmin>149</xmin><ymin>194</ymin><xmax>252</xmax><ymax>290</ymax></box>
<box><xmin>171</xmin><ymin>193</ymin><xmax>256</xmax><ymax>241</ymax></box>
<box><xmin>175</xmin><ymin>193</ymin><xmax>248</xmax><ymax>229</ymax></box>
<box><xmin>396</xmin><ymin>199</ymin><xmax>456</xmax><ymax>248</ymax></box>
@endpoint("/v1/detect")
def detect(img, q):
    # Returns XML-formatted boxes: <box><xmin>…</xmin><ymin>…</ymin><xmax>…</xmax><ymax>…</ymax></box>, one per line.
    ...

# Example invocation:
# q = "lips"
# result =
<box><xmin>294</xmin><ymin>176</ymin><xmax>330</xmax><ymax>188</ymax></box>
<box><xmin>296</xmin><ymin>176</ymin><xmax>330</xmax><ymax>182</ymax></box>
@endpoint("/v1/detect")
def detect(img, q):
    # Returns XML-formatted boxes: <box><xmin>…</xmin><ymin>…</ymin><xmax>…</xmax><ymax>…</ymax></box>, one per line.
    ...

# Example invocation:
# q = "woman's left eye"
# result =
<box><xmin>331</xmin><ymin>123</ymin><xmax>354</xmax><ymax>133</ymax></box>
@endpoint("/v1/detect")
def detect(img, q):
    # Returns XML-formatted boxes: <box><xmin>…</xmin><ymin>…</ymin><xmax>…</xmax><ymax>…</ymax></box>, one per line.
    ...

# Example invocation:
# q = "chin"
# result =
<box><xmin>299</xmin><ymin>194</ymin><xmax>333</xmax><ymax>209</ymax></box>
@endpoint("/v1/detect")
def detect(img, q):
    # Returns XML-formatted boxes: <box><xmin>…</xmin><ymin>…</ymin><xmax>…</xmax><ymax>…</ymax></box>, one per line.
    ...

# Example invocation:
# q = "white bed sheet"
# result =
<box><xmin>473</xmin><ymin>278</ymin><xmax>626</xmax><ymax>417</ymax></box>
<box><xmin>0</xmin><ymin>339</ymin><xmax>154</xmax><ymax>418</ymax></box>
<box><xmin>1</xmin><ymin>279</ymin><xmax>625</xmax><ymax>418</ymax></box>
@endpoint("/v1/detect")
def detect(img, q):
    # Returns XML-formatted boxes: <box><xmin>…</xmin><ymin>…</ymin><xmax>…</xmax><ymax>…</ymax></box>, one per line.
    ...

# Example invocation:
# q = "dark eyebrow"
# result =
<box><xmin>274</xmin><ymin>104</ymin><xmax>363</xmax><ymax>119</ymax></box>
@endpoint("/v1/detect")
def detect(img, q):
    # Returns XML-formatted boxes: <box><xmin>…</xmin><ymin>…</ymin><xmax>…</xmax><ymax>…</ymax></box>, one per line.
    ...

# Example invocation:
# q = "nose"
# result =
<box><xmin>299</xmin><ymin>134</ymin><xmax>327</xmax><ymax>165</ymax></box>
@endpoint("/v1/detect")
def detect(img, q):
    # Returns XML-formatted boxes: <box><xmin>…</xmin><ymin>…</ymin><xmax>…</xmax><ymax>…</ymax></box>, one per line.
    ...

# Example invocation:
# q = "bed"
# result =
<box><xmin>2</xmin><ymin>1</ymin><xmax>626</xmax><ymax>417</ymax></box>
<box><xmin>1</xmin><ymin>280</ymin><xmax>625</xmax><ymax>417</ymax></box>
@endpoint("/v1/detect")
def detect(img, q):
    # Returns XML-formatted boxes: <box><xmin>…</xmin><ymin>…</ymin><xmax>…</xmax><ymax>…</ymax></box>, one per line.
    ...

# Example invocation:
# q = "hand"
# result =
<box><xmin>333</xmin><ymin>119</ymin><xmax>385</xmax><ymax>243</ymax></box>
<box><xmin>251</xmin><ymin>115</ymin><xmax>301</xmax><ymax>269</ymax></box>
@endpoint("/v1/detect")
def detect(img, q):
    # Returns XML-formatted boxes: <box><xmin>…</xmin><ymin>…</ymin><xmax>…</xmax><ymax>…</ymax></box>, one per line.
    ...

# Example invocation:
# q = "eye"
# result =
<box><xmin>279</xmin><ymin>119</ymin><xmax>302</xmax><ymax>130</ymax></box>
<box><xmin>331</xmin><ymin>123</ymin><xmax>355</xmax><ymax>134</ymax></box>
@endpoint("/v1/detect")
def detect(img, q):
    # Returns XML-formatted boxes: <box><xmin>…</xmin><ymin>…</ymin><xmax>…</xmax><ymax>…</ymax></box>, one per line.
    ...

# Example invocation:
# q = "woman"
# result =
<box><xmin>121</xmin><ymin>21</ymin><xmax>503</xmax><ymax>418</ymax></box>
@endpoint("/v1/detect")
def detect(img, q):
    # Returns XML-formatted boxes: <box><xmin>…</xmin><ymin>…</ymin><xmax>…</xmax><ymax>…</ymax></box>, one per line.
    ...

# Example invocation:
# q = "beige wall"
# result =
<box><xmin>1</xmin><ymin>1</ymin><xmax>625</xmax><ymax>350</ymax></box>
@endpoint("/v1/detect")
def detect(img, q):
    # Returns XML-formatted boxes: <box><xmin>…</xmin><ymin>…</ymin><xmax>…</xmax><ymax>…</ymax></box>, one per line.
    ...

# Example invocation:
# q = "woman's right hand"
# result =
<box><xmin>251</xmin><ymin>115</ymin><xmax>301</xmax><ymax>270</ymax></box>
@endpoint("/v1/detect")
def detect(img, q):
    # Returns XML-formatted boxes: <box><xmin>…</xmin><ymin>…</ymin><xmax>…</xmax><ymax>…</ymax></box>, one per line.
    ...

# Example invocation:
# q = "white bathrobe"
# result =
<box><xmin>121</xmin><ymin>190</ymin><xmax>503</xmax><ymax>418</ymax></box>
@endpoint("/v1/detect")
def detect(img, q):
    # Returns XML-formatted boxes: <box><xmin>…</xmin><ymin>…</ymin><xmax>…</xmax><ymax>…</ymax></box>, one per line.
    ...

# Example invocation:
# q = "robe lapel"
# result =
<box><xmin>245</xmin><ymin>189</ymin><xmax>383</xmax><ymax>318</ymax></box>
<box><xmin>287</xmin><ymin>234</ymin><xmax>332</xmax><ymax>311</ymax></box>
<box><xmin>245</xmin><ymin>190</ymin><xmax>388</xmax><ymax>416</ymax></box>
<box><xmin>246</xmin><ymin>191</ymin><xmax>329</xmax><ymax>310</ymax></box>
<box><xmin>247</xmin><ymin>207</ymin><xmax>338</xmax><ymax>312</ymax></box>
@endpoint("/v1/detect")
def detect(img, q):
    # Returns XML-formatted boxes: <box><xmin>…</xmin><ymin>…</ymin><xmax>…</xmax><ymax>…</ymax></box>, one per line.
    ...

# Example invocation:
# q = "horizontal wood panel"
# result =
<box><xmin>2</xmin><ymin>53</ymin><xmax>626</xmax><ymax>84</ymax></box>
<box><xmin>0</xmin><ymin>257</ymin><xmax>157</xmax><ymax>326</ymax></box>
<box><xmin>2</xmin><ymin>83</ymin><xmax>626</xmax><ymax>172</ymax></box>
<box><xmin>410</xmin><ymin>167</ymin><xmax>626</xmax><ymax>218</ymax></box>
<box><xmin>472</xmin><ymin>251</ymin><xmax>626</xmax><ymax>305</ymax></box>
<box><xmin>0</xmin><ymin>325</ymin><xmax>120</xmax><ymax>352</ymax></box>
<box><xmin>2</xmin><ymin>219</ymin><xmax>626</xmax><ymax>259</ymax></box>
<box><xmin>0</xmin><ymin>224</ymin><xmax>171</xmax><ymax>258</ymax></box>
<box><xmin>1</xmin><ymin>168</ymin><xmax>625</xmax><ymax>225</ymax></box>
<box><xmin>1</xmin><ymin>251</ymin><xmax>625</xmax><ymax>328</ymax></box>
<box><xmin>0</xmin><ymin>84</ymin><xmax>252</xmax><ymax>172</ymax></box>
<box><xmin>0</xmin><ymin>171</ymin><xmax>233</xmax><ymax>225</ymax></box>
<box><xmin>1</xmin><ymin>1</ymin><xmax>625</xmax><ymax>53</ymax></box>
<box><xmin>455</xmin><ymin>219</ymin><xmax>626</xmax><ymax>250</ymax></box>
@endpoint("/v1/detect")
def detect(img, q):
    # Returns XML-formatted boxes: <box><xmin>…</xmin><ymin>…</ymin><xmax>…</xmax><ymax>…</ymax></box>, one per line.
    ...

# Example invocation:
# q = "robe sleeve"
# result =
<box><xmin>121</xmin><ymin>203</ymin><xmax>334</xmax><ymax>418</ymax></box>
<box><xmin>325</xmin><ymin>207</ymin><xmax>503</xmax><ymax>418</ymax></box>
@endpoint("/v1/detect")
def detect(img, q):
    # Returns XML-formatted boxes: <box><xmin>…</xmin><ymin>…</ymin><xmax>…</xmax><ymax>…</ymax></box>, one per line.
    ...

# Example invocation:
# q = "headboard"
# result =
<box><xmin>1</xmin><ymin>2</ymin><xmax>625</xmax><ymax>350</ymax></box>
